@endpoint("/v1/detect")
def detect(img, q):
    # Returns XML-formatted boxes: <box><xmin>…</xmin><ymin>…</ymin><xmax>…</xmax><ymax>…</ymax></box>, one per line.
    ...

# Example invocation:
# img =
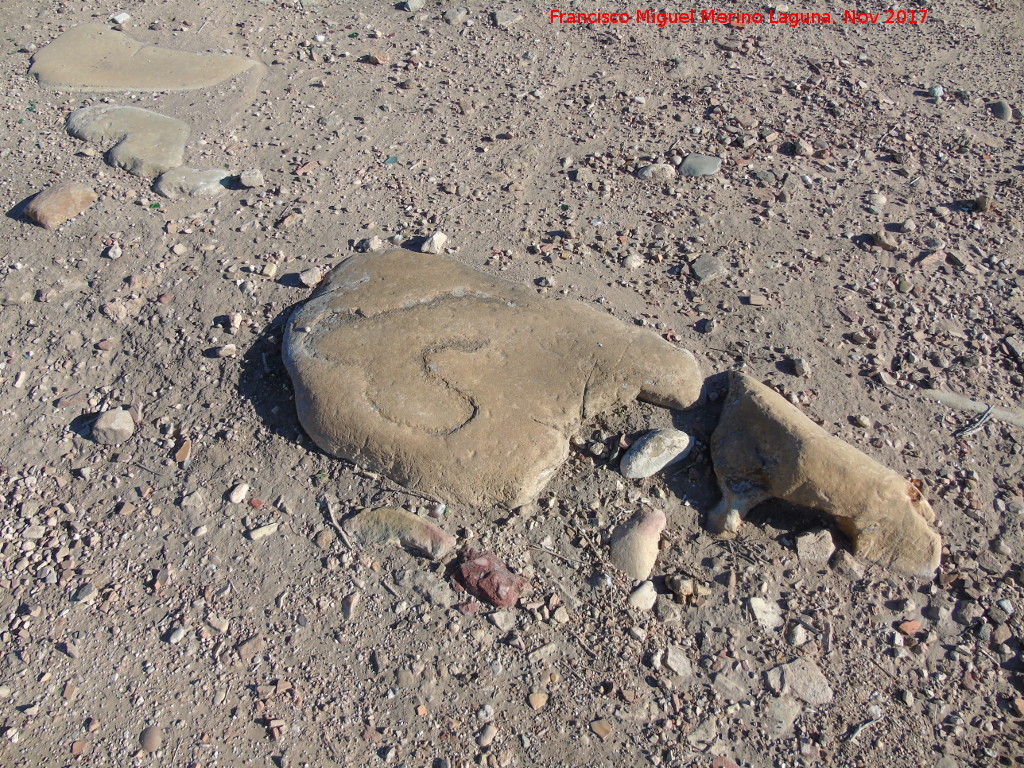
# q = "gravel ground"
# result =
<box><xmin>1</xmin><ymin>2</ymin><xmax>1023</xmax><ymax>766</ymax></box>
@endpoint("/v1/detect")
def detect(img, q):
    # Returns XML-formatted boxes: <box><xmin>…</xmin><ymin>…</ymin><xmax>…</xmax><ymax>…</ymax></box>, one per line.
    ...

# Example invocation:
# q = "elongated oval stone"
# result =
<box><xmin>619</xmin><ymin>428</ymin><xmax>693</xmax><ymax>479</ymax></box>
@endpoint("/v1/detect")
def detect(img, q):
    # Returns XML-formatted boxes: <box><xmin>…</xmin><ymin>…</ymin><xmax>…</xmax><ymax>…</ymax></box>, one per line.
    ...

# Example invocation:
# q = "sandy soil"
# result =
<box><xmin>1</xmin><ymin>2</ymin><xmax>1023</xmax><ymax>766</ymax></box>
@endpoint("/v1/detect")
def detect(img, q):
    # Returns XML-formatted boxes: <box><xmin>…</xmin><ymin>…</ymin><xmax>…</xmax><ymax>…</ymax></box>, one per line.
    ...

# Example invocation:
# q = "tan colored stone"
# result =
<box><xmin>154</xmin><ymin>167</ymin><xmax>233</xmax><ymax>199</ymax></box>
<box><xmin>283</xmin><ymin>250</ymin><xmax>703</xmax><ymax>507</ymax></box>
<box><xmin>708</xmin><ymin>372</ymin><xmax>941</xmax><ymax>578</ymax></box>
<box><xmin>609</xmin><ymin>508</ymin><xmax>665</xmax><ymax>580</ymax></box>
<box><xmin>24</xmin><ymin>182</ymin><xmax>97</xmax><ymax>229</ymax></box>
<box><xmin>343</xmin><ymin>507</ymin><xmax>455</xmax><ymax>560</ymax></box>
<box><xmin>66</xmin><ymin>105</ymin><xmax>189</xmax><ymax>178</ymax></box>
<box><xmin>30</xmin><ymin>25</ymin><xmax>259</xmax><ymax>92</ymax></box>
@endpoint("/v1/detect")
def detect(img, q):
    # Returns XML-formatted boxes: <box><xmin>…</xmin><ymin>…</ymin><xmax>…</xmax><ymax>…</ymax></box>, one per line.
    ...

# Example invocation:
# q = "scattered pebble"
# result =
<box><xmin>492</xmin><ymin>10</ymin><xmax>523</xmax><ymax>27</ymax></box>
<box><xmin>228</xmin><ymin>483</ymin><xmax>250</xmax><ymax>504</ymax></box>
<box><xmin>455</xmin><ymin>549</ymin><xmax>531</xmax><ymax>607</ymax></box>
<box><xmin>627</xmin><ymin>580</ymin><xmax>657</xmax><ymax>610</ymax></box>
<box><xmin>139</xmin><ymin>725</ymin><xmax>162</xmax><ymax>753</ymax></box>
<box><xmin>795</xmin><ymin>529</ymin><xmax>836</xmax><ymax>563</ymax></box>
<box><xmin>635</xmin><ymin>163</ymin><xmax>676</xmax><ymax>181</ymax></box>
<box><xmin>873</xmin><ymin>230</ymin><xmax>898</xmax><ymax>251</ymax></box>
<box><xmin>239</xmin><ymin>168</ymin><xmax>265</xmax><ymax>188</ymax></box>
<box><xmin>748</xmin><ymin>596</ymin><xmax>783</xmax><ymax>630</ymax></box>
<box><xmin>91</xmin><ymin>408</ymin><xmax>135</xmax><ymax>444</ymax></box>
<box><xmin>679</xmin><ymin>153</ymin><xmax>722</xmax><ymax>177</ymax></box>
<box><xmin>990</xmin><ymin>99</ymin><xmax>1013</xmax><ymax>121</ymax></box>
<box><xmin>247</xmin><ymin>522</ymin><xmax>279</xmax><ymax>541</ymax></box>
<box><xmin>589</xmin><ymin>719</ymin><xmax>613</xmax><ymax>740</ymax></box>
<box><xmin>421</xmin><ymin>231</ymin><xmax>448</xmax><ymax>254</ymax></box>
<box><xmin>772</xmin><ymin>658</ymin><xmax>834</xmax><ymax>705</ymax></box>
<box><xmin>154</xmin><ymin>167</ymin><xmax>233</xmax><ymax>199</ymax></box>
<box><xmin>619</xmin><ymin>428</ymin><xmax>693</xmax><ymax>479</ymax></box>
<box><xmin>691</xmin><ymin>255</ymin><xmax>728</xmax><ymax>283</ymax></box>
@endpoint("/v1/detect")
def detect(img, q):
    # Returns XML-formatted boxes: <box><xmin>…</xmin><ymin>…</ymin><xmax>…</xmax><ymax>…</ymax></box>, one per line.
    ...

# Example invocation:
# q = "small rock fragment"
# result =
<box><xmin>873</xmin><ymin>230</ymin><xmax>898</xmax><ymax>251</ymax></box>
<box><xmin>622</xmin><ymin>252</ymin><xmax>644</xmax><ymax>270</ymax></box>
<box><xmin>990</xmin><ymin>100</ymin><xmax>1013</xmax><ymax>121</ymax></box>
<box><xmin>477</xmin><ymin>723</ymin><xmax>497</xmax><ymax>747</ymax></box>
<box><xmin>209</xmin><ymin>344</ymin><xmax>237</xmax><ymax>359</ymax></box>
<box><xmin>831</xmin><ymin>549</ymin><xmax>865</xmax><ymax>578</ymax></box>
<box><xmin>139</xmin><ymin>725</ymin><xmax>162</xmax><ymax>753</ymax></box>
<box><xmin>528</xmin><ymin>692</ymin><xmax>548</xmax><ymax>710</ymax></box>
<box><xmin>748</xmin><ymin>596</ymin><xmax>783</xmax><ymax>630</ymax></box>
<box><xmin>795</xmin><ymin>529</ymin><xmax>836</xmax><ymax>563</ymax></box>
<box><xmin>619</xmin><ymin>428</ymin><xmax>693</xmax><ymax>479</ymax></box>
<box><xmin>180</xmin><ymin>490</ymin><xmax>205</xmax><ymax>510</ymax></box>
<box><xmin>455</xmin><ymin>549</ymin><xmax>530</xmax><ymax>607</ymax></box>
<box><xmin>679</xmin><ymin>153</ymin><xmax>722</xmax><ymax>177</ymax></box>
<box><xmin>91</xmin><ymin>408</ymin><xmax>135</xmax><ymax>444</ymax></box>
<box><xmin>443</xmin><ymin>7</ymin><xmax>469</xmax><ymax>24</ymax></box>
<box><xmin>609</xmin><ymin>508</ymin><xmax>666</xmax><ymax>580</ymax></box>
<box><xmin>247</xmin><ymin>522</ymin><xmax>279</xmax><ymax>541</ymax></box>
<box><xmin>341</xmin><ymin>593</ymin><xmax>359</xmax><ymax>620</ymax></box>
<box><xmin>664</xmin><ymin>644</ymin><xmax>692</xmax><ymax>678</ymax></box>
<box><xmin>298</xmin><ymin>267</ymin><xmax>325</xmax><ymax>288</ymax></box>
<box><xmin>239</xmin><ymin>168</ymin><xmax>265</xmax><ymax>188</ymax></box>
<box><xmin>345</xmin><ymin>507</ymin><xmax>456</xmax><ymax>560</ymax></box>
<box><xmin>691</xmin><ymin>254</ymin><xmax>728</xmax><ymax>283</ymax></box>
<box><xmin>228</xmin><ymin>483</ymin><xmax>249</xmax><ymax>504</ymax></box>
<box><xmin>420</xmin><ymin>231</ymin><xmax>448</xmax><ymax>254</ymax></box>
<box><xmin>492</xmin><ymin>10</ymin><xmax>523</xmax><ymax>27</ymax></box>
<box><xmin>791</xmin><ymin>358</ymin><xmax>810</xmax><ymax>377</ymax></box>
<box><xmin>154</xmin><ymin>167</ymin><xmax>233</xmax><ymax>199</ymax></box>
<box><xmin>765</xmin><ymin>696</ymin><xmax>802</xmax><ymax>738</ymax></box>
<box><xmin>589</xmin><ymin>719</ymin><xmax>613</xmax><ymax>740</ymax></box>
<box><xmin>773</xmin><ymin>658</ymin><xmax>834</xmax><ymax>705</ymax></box>
<box><xmin>357</xmin><ymin>235</ymin><xmax>385</xmax><ymax>252</ymax></box>
<box><xmin>627</xmin><ymin>580</ymin><xmax>657</xmax><ymax>610</ymax></box>
<box><xmin>786</xmin><ymin>624</ymin><xmax>810</xmax><ymax>646</ymax></box>
<box><xmin>635</xmin><ymin>163</ymin><xmax>676</xmax><ymax>181</ymax></box>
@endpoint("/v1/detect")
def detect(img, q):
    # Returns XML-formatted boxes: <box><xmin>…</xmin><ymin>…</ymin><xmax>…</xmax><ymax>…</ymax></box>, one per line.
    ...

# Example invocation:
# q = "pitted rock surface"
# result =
<box><xmin>283</xmin><ymin>250</ymin><xmax>703</xmax><ymax>507</ymax></box>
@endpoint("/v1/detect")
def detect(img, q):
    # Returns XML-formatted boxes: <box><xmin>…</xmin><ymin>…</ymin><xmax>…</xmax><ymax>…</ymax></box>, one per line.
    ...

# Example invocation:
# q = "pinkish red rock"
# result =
<box><xmin>455</xmin><ymin>549</ymin><xmax>530</xmax><ymax>607</ymax></box>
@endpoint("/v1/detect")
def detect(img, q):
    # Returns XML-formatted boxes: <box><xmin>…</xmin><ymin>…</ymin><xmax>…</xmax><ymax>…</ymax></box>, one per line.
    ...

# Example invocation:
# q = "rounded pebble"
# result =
<box><xmin>619</xmin><ymin>428</ymin><xmax>693</xmax><ymax>479</ymax></box>
<box><xmin>139</xmin><ymin>725</ymin><xmax>162</xmax><ymax>753</ymax></box>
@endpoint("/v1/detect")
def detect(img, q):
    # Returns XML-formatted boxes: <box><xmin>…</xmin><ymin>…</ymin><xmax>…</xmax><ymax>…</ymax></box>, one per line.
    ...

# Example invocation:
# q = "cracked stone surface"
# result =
<box><xmin>29</xmin><ymin>24</ymin><xmax>260</xmax><ymax>91</ymax></box>
<box><xmin>66</xmin><ymin>105</ymin><xmax>189</xmax><ymax>178</ymax></box>
<box><xmin>283</xmin><ymin>250</ymin><xmax>703</xmax><ymax>507</ymax></box>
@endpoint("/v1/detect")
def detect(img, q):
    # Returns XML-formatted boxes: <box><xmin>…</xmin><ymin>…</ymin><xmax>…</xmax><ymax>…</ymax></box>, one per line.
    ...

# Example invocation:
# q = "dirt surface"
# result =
<box><xmin>1</xmin><ymin>2</ymin><xmax>1024</xmax><ymax>767</ymax></box>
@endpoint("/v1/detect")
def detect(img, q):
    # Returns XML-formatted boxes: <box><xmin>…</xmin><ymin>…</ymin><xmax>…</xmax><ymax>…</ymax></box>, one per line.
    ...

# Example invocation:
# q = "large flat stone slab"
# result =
<box><xmin>29</xmin><ymin>24</ymin><xmax>260</xmax><ymax>92</ymax></box>
<box><xmin>66</xmin><ymin>105</ymin><xmax>189</xmax><ymax>179</ymax></box>
<box><xmin>283</xmin><ymin>250</ymin><xmax>703</xmax><ymax>507</ymax></box>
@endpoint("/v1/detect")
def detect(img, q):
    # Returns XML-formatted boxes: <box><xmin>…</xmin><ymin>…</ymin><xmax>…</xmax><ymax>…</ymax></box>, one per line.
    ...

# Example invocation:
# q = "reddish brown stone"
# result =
<box><xmin>455</xmin><ymin>549</ymin><xmax>530</xmax><ymax>608</ymax></box>
<box><xmin>25</xmin><ymin>182</ymin><xmax>97</xmax><ymax>229</ymax></box>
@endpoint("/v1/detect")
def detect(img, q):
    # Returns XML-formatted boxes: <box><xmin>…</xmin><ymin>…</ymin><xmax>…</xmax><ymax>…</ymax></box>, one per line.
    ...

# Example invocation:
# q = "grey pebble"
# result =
<box><xmin>679</xmin><ymin>153</ymin><xmax>722</xmax><ymax>177</ymax></box>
